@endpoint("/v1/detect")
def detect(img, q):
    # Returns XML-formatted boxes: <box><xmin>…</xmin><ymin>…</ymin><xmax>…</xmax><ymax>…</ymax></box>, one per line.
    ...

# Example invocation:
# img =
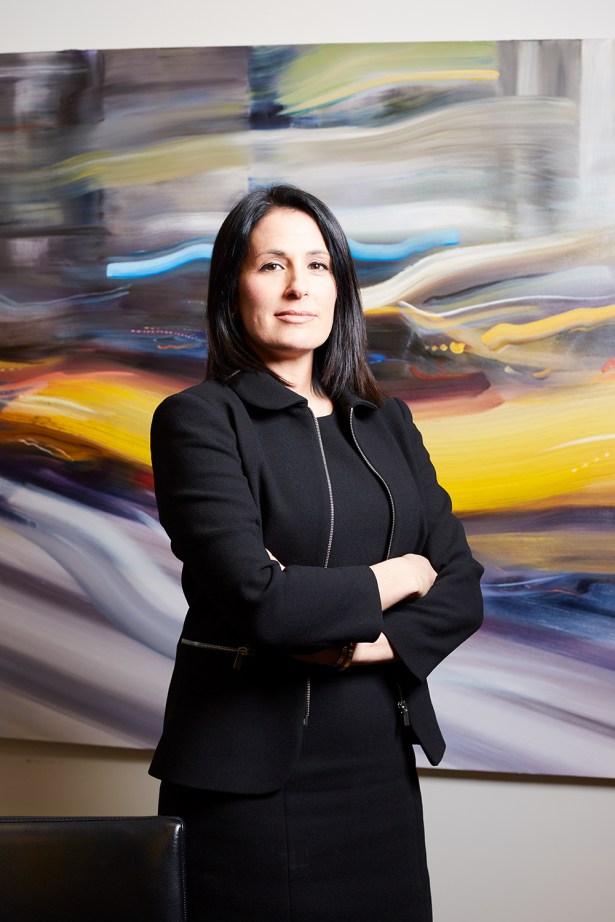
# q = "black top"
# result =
<box><xmin>316</xmin><ymin>408</ymin><xmax>389</xmax><ymax>567</ymax></box>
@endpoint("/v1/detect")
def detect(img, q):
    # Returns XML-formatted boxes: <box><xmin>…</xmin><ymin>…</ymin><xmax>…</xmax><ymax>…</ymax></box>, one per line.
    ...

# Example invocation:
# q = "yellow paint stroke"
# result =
<box><xmin>482</xmin><ymin>304</ymin><xmax>615</xmax><ymax>350</ymax></box>
<box><xmin>468</xmin><ymin>527</ymin><xmax>615</xmax><ymax>575</ymax></box>
<box><xmin>277</xmin><ymin>42</ymin><xmax>499</xmax><ymax>113</ymax></box>
<box><xmin>3</xmin><ymin>370</ymin><xmax>613</xmax><ymax>522</ymax></box>
<box><xmin>363</xmin><ymin>304</ymin><xmax>573</xmax><ymax>377</ymax></box>
<box><xmin>0</xmin><ymin>370</ymin><xmax>174</xmax><ymax>468</ymax></box>
<box><xmin>364</xmin><ymin>302</ymin><xmax>539</xmax><ymax>330</ymax></box>
<box><xmin>280</xmin><ymin>70</ymin><xmax>500</xmax><ymax>114</ymax></box>
<box><xmin>420</xmin><ymin>380</ymin><xmax>615</xmax><ymax>514</ymax></box>
<box><xmin>47</xmin><ymin>133</ymin><xmax>249</xmax><ymax>190</ymax></box>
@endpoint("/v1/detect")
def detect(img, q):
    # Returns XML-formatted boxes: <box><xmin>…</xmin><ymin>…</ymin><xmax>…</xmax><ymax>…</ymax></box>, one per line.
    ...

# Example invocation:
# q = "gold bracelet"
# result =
<box><xmin>334</xmin><ymin>642</ymin><xmax>356</xmax><ymax>671</ymax></box>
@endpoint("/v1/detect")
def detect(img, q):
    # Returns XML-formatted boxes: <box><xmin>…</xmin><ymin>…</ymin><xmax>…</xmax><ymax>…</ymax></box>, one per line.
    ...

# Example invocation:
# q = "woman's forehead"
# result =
<box><xmin>248</xmin><ymin>207</ymin><xmax>327</xmax><ymax>249</ymax></box>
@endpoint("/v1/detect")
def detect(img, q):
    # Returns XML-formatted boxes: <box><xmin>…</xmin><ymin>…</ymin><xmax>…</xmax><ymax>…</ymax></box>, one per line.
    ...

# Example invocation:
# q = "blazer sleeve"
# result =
<box><xmin>150</xmin><ymin>388</ymin><xmax>384</xmax><ymax>648</ymax></box>
<box><xmin>382</xmin><ymin>398</ymin><xmax>484</xmax><ymax>682</ymax></box>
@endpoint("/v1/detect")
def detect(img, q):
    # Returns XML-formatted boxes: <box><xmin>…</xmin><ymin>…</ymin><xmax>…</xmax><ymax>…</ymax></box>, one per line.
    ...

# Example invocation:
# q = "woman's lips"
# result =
<box><xmin>275</xmin><ymin>311</ymin><xmax>316</xmax><ymax>324</ymax></box>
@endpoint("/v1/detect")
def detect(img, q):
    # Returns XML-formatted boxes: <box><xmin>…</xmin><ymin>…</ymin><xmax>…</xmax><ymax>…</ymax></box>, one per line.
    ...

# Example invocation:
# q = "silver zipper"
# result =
<box><xmin>350</xmin><ymin>409</ymin><xmax>410</xmax><ymax>728</ymax></box>
<box><xmin>302</xmin><ymin>410</ymin><xmax>336</xmax><ymax>726</ymax></box>
<box><xmin>309</xmin><ymin>411</ymin><xmax>335</xmax><ymax>568</ymax></box>
<box><xmin>180</xmin><ymin>638</ymin><xmax>252</xmax><ymax>670</ymax></box>
<box><xmin>348</xmin><ymin>407</ymin><xmax>396</xmax><ymax>560</ymax></box>
<box><xmin>303</xmin><ymin>675</ymin><xmax>311</xmax><ymax>727</ymax></box>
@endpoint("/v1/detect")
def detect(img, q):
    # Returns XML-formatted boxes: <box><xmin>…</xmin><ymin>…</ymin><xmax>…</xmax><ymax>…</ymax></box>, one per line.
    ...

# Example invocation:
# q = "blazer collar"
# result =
<box><xmin>338</xmin><ymin>389</ymin><xmax>378</xmax><ymax>413</ymax></box>
<box><xmin>225</xmin><ymin>371</ymin><xmax>377</xmax><ymax>414</ymax></box>
<box><xmin>225</xmin><ymin>370</ymin><xmax>306</xmax><ymax>411</ymax></box>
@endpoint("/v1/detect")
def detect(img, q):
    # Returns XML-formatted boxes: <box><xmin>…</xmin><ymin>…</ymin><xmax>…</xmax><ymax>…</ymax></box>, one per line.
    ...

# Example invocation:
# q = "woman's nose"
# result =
<box><xmin>285</xmin><ymin>268</ymin><xmax>308</xmax><ymax>298</ymax></box>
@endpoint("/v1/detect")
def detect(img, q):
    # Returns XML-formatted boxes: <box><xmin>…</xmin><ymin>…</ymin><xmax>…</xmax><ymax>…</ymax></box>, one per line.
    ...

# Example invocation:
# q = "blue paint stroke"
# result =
<box><xmin>107</xmin><ymin>242</ymin><xmax>214</xmax><ymax>279</ymax></box>
<box><xmin>482</xmin><ymin>573</ymin><xmax>615</xmax><ymax>670</ymax></box>
<box><xmin>106</xmin><ymin>231</ymin><xmax>461</xmax><ymax>279</ymax></box>
<box><xmin>347</xmin><ymin>230</ymin><xmax>460</xmax><ymax>262</ymax></box>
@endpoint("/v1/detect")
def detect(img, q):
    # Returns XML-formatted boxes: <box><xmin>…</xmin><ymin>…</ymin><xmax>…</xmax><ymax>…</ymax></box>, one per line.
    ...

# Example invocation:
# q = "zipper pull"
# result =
<box><xmin>397</xmin><ymin>693</ymin><xmax>411</xmax><ymax>727</ymax></box>
<box><xmin>233</xmin><ymin>646</ymin><xmax>249</xmax><ymax>670</ymax></box>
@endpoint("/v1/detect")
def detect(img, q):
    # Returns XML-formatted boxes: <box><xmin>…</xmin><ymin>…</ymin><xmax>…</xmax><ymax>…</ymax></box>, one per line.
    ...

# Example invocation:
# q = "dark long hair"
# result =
<box><xmin>204</xmin><ymin>184</ymin><xmax>384</xmax><ymax>405</ymax></box>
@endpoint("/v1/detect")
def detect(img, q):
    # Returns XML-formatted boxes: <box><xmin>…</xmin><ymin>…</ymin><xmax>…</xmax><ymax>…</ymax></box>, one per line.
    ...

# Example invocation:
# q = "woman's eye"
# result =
<box><xmin>309</xmin><ymin>261</ymin><xmax>330</xmax><ymax>271</ymax></box>
<box><xmin>260</xmin><ymin>261</ymin><xmax>283</xmax><ymax>271</ymax></box>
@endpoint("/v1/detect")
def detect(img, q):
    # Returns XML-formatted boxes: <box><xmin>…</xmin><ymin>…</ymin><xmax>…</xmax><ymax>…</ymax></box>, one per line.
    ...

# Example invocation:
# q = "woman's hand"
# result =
<box><xmin>289</xmin><ymin>633</ymin><xmax>396</xmax><ymax>667</ymax></box>
<box><xmin>369</xmin><ymin>553</ymin><xmax>437</xmax><ymax>611</ymax></box>
<box><xmin>352</xmin><ymin>633</ymin><xmax>397</xmax><ymax>665</ymax></box>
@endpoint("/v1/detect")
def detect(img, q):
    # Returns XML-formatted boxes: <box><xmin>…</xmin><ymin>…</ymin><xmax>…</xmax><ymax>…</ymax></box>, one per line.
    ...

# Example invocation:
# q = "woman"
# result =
<box><xmin>150</xmin><ymin>184</ymin><xmax>483</xmax><ymax>921</ymax></box>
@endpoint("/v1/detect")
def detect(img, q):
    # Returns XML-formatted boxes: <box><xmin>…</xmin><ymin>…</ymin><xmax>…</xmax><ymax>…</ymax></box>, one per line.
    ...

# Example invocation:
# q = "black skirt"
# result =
<box><xmin>159</xmin><ymin>663</ymin><xmax>432</xmax><ymax>922</ymax></box>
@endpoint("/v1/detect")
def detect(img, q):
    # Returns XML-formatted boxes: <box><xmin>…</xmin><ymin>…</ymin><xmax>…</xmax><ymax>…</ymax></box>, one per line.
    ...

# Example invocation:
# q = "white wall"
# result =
<box><xmin>2</xmin><ymin>0</ymin><xmax>615</xmax><ymax>52</ymax></box>
<box><xmin>1</xmin><ymin>4</ymin><xmax>614</xmax><ymax>921</ymax></box>
<box><xmin>1</xmin><ymin>739</ymin><xmax>613</xmax><ymax>922</ymax></box>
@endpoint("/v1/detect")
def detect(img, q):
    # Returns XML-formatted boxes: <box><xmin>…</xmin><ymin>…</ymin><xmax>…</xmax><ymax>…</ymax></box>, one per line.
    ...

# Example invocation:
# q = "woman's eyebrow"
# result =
<box><xmin>253</xmin><ymin>248</ymin><xmax>330</xmax><ymax>259</ymax></box>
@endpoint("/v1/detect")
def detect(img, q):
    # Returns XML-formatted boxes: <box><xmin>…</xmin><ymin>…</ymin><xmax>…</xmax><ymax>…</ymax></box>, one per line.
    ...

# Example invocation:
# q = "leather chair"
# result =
<box><xmin>0</xmin><ymin>815</ymin><xmax>186</xmax><ymax>921</ymax></box>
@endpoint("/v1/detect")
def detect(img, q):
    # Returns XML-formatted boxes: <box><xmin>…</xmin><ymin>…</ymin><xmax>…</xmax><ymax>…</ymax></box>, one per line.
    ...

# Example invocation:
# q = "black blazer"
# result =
<box><xmin>149</xmin><ymin>371</ymin><xmax>483</xmax><ymax>793</ymax></box>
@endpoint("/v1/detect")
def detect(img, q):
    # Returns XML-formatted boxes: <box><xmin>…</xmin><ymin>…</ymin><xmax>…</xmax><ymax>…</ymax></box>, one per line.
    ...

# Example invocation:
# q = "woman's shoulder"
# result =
<box><xmin>370</xmin><ymin>395</ymin><xmax>426</xmax><ymax>457</ymax></box>
<box><xmin>156</xmin><ymin>377</ymin><xmax>236</xmax><ymax>411</ymax></box>
<box><xmin>152</xmin><ymin>378</ymin><xmax>244</xmax><ymax>432</ymax></box>
<box><xmin>345</xmin><ymin>388</ymin><xmax>415</xmax><ymax>436</ymax></box>
<box><xmin>378</xmin><ymin>394</ymin><xmax>414</xmax><ymax>426</ymax></box>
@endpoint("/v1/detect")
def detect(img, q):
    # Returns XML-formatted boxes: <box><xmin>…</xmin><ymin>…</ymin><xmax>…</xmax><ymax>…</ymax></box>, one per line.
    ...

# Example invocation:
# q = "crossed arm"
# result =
<box><xmin>153</xmin><ymin>388</ymin><xmax>482</xmax><ymax>678</ymax></box>
<box><xmin>266</xmin><ymin>549</ymin><xmax>438</xmax><ymax>667</ymax></box>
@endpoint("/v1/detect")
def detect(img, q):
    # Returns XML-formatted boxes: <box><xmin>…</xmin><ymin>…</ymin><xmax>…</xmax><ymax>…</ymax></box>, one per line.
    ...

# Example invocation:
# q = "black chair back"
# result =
<box><xmin>0</xmin><ymin>815</ymin><xmax>186</xmax><ymax>922</ymax></box>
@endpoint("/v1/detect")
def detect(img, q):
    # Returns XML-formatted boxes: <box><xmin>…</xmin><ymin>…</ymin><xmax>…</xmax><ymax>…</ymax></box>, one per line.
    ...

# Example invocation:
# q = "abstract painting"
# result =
<box><xmin>0</xmin><ymin>40</ymin><xmax>613</xmax><ymax>775</ymax></box>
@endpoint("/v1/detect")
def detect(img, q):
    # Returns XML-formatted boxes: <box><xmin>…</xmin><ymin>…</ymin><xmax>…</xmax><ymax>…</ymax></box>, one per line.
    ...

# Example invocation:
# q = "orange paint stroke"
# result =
<box><xmin>0</xmin><ymin>366</ymin><xmax>181</xmax><ymax>469</ymax></box>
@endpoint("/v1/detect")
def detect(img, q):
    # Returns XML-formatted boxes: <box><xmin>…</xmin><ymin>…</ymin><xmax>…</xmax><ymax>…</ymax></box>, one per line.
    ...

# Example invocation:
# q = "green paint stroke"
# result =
<box><xmin>276</xmin><ymin>42</ymin><xmax>499</xmax><ymax>114</ymax></box>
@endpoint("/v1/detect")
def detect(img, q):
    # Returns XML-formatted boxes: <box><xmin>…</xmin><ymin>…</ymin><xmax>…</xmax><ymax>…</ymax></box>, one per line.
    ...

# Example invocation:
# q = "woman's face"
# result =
<box><xmin>236</xmin><ymin>207</ymin><xmax>337</xmax><ymax>369</ymax></box>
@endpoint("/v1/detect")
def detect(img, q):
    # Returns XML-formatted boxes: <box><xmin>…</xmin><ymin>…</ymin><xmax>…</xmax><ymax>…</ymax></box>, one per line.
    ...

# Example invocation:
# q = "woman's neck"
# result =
<box><xmin>265</xmin><ymin>355</ymin><xmax>333</xmax><ymax>416</ymax></box>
